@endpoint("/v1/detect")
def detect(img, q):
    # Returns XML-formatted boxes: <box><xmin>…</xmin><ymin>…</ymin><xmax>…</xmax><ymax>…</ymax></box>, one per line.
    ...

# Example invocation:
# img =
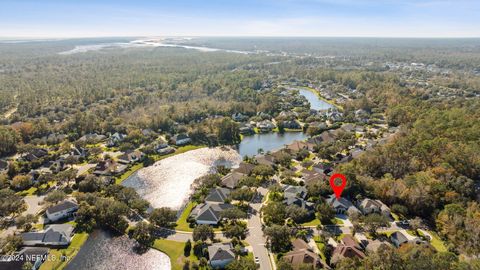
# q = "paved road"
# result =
<box><xmin>246</xmin><ymin>188</ymin><xmax>272</xmax><ymax>270</ymax></box>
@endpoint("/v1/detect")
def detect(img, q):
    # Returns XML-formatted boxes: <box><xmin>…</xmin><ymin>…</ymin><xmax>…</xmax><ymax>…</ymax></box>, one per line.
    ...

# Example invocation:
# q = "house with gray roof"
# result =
<box><xmin>326</xmin><ymin>194</ymin><xmax>360</xmax><ymax>215</ymax></box>
<box><xmin>45</xmin><ymin>200</ymin><xmax>78</xmax><ymax>222</ymax></box>
<box><xmin>205</xmin><ymin>188</ymin><xmax>231</xmax><ymax>204</ymax></box>
<box><xmin>283</xmin><ymin>185</ymin><xmax>308</xmax><ymax>199</ymax></box>
<box><xmin>357</xmin><ymin>198</ymin><xmax>391</xmax><ymax>217</ymax></box>
<box><xmin>190</xmin><ymin>203</ymin><xmax>233</xmax><ymax>225</ymax></box>
<box><xmin>22</xmin><ymin>224</ymin><xmax>74</xmax><ymax>247</ymax></box>
<box><xmin>208</xmin><ymin>243</ymin><xmax>235</xmax><ymax>269</ymax></box>
<box><xmin>390</xmin><ymin>231</ymin><xmax>422</xmax><ymax>248</ymax></box>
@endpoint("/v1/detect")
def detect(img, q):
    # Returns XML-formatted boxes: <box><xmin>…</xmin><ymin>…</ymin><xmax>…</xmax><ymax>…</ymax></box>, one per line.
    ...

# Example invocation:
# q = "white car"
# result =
<box><xmin>254</xmin><ymin>256</ymin><xmax>260</xmax><ymax>264</ymax></box>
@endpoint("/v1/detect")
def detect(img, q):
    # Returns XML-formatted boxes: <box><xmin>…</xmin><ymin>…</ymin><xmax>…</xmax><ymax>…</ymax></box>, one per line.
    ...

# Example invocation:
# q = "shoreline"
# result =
<box><xmin>298</xmin><ymin>85</ymin><xmax>344</xmax><ymax>111</ymax></box>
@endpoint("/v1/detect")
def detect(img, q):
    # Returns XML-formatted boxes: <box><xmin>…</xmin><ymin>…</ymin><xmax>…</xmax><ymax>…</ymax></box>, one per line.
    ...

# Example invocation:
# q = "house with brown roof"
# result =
<box><xmin>221</xmin><ymin>172</ymin><xmax>245</xmax><ymax>189</ymax></box>
<box><xmin>232</xmin><ymin>162</ymin><xmax>255</xmax><ymax>175</ymax></box>
<box><xmin>255</xmin><ymin>155</ymin><xmax>275</xmax><ymax>167</ymax></box>
<box><xmin>330</xmin><ymin>235</ymin><xmax>366</xmax><ymax>265</ymax></box>
<box><xmin>282</xmin><ymin>239</ymin><xmax>330</xmax><ymax>269</ymax></box>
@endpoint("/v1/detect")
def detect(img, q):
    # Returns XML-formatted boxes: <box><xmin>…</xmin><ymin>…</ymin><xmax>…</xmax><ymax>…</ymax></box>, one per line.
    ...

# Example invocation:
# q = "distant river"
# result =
<box><xmin>297</xmin><ymin>88</ymin><xmax>333</xmax><ymax>111</ymax></box>
<box><xmin>238</xmin><ymin>132</ymin><xmax>308</xmax><ymax>157</ymax></box>
<box><xmin>65</xmin><ymin>230</ymin><xmax>170</xmax><ymax>270</ymax></box>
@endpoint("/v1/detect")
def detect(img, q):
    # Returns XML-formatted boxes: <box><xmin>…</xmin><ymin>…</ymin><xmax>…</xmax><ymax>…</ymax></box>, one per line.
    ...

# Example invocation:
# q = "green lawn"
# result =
<box><xmin>152</xmin><ymin>239</ymin><xmax>199</xmax><ymax>270</ymax></box>
<box><xmin>115</xmin><ymin>163</ymin><xmax>144</xmax><ymax>184</ymax></box>
<box><xmin>175</xmin><ymin>202</ymin><xmax>196</xmax><ymax>232</ymax></box>
<box><xmin>40</xmin><ymin>232</ymin><xmax>89</xmax><ymax>270</ymax></box>
<box><xmin>313</xmin><ymin>236</ymin><xmax>327</xmax><ymax>261</ymax></box>
<box><xmin>17</xmin><ymin>180</ymin><xmax>57</xmax><ymax>196</ymax></box>
<box><xmin>425</xmin><ymin>231</ymin><xmax>447</xmax><ymax>252</ymax></box>
<box><xmin>334</xmin><ymin>218</ymin><xmax>344</xmax><ymax>225</ymax></box>
<box><xmin>300</xmin><ymin>218</ymin><xmax>320</xmax><ymax>227</ymax></box>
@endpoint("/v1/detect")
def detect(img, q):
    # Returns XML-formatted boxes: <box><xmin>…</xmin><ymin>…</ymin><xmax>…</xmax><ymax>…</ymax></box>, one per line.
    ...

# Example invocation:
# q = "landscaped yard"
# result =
<box><xmin>152</xmin><ymin>239</ymin><xmax>199</xmax><ymax>270</ymax></box>
<box><xmin>39</xmin><ymin>232</ymin><xmax>89</xmax><ymax>270</ymax></box>
<box><xmin>313</xmin><ymin>236</ymin><xmax>327</xmax><ymax>261</ymax></box>
<box><xmin>175</xmin><ymin>202</ymin><xmax>196</xmax><ymax>232</ymax></box>
<box><xmin>300</xmin><ymin>218</ymin><xmax>320</xmax><ymax>227</ymax></box>
<box><xmin>424</xmin><ymin>231</ymin><xmax>447</xmax><ymax>252</ymax></box>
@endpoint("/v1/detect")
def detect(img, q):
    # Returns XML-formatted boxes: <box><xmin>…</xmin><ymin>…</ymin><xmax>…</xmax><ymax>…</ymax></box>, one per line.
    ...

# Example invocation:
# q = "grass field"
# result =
<box><xmin>152</xmin><ymin>239</ymin><xmax>200</xmax><ymax>270</ymax></box>
<box><xmin>175</xmin><ymin>202</ymin><xmax>196</xmax><ymax>231</ymax></box>
<box><xmin>300</xmin><ymin>218</ymin><xmax>321</xmax><ymax>227</ymax></box>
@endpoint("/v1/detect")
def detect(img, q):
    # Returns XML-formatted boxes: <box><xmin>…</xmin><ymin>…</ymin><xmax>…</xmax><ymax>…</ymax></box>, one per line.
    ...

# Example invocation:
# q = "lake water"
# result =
<box><xmin>70</xmin><ymin>87</ymin><xmax>326</xmax><ymax>270</ymax></box>
<box><xmin>122</xmin><ymin>147</ymin><xmax>242</xmax><ymax>210</ymax></box>
<box><xmin>238</xmin><ymin>132</ymin><xmax>308</xmax><ymax>157</ymax></box>
<box><xmin>297</xmin><ymin>88</ymin><xmax>333</xmax><ymax>111</ymax></box>
<box><xmin>65</xmin><ymin>230</ymin><xmax>170</xmax><ymax>270</ymax></box>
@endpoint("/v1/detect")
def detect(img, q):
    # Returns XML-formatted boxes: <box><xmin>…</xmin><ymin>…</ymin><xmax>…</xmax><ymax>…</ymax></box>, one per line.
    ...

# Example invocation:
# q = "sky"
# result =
<box><xmin>0</xmin><ymin>0</ymin><xmax>479</xmax><ymax>38</ymax></box>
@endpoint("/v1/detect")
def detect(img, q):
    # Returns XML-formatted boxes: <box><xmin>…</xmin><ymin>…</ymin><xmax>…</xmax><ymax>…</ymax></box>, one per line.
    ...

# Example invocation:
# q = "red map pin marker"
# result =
<box><xmin>330</xmin><ymin>173</ymin><xmax>347</xmax><ymax>199</ymax></box>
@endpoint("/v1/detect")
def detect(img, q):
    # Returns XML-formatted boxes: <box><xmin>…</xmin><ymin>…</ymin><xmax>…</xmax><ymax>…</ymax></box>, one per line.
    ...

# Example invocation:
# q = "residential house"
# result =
<box><xmin>282</xmin><ymin>120</ymin><xmax>301</xmax><ymax>129</ymax></box>
<box><xmin>357</xmin><ymin>198</ymin><xmax>391</xmax><ymax>217</ymax></box>
<box><xmin>21</xmin><ymin>224</ymin><xmax>74</xmax><ymax>247</ymax></box>
<box><xmin>312</xmin><ymin>163</ymin><xmax>332</xmax><ymax>175</ymax></box>
<box><xmin>283</xmin><ymin>197</ymin><xmax>315</xmax><ymax>215</ymax></box>
<box><xmin>155</xmin><ymin>144</ymin><xmax>175</xmax><ymax>155</ymax></box>
<box><xmin>78</xmin><ymin>133</ymin><xmax>106</xmax><ymax>143</ymax></box>
<box><xmin>232</xmin><ymin>162</ymin><xmax>255</xmax><ymax>175</ymax></box>
<box><xmin>70</xmin><ymin>146</ymin><xmax>88</xmax><ymax>159</ymax></box>
<box><xmin>221</xmin><ymin>172</ymin><xmax>245</xmax><ymax>189</ymax></box>
<box><xmin>21</xmin><ymin>148</ymin><xmax>48</xmax><ymax>162</ymax></box>
<box><xmin>93</xmin><ymin>160</ymin><xmax>127</xmax><ymax>176</ymax></box>
<box><xmin>283</xmin><ymin>239</ymin><xmax>330</xmax><ymax>269</ymax></box>
<box><xmin>208</xmin><ymin>243</ymin><xmax>236</xmax><ymax>269</ymax></box>
<box><xmin>365</xmin><ymin>239</ymin><xmax>392</xmax><ymax>253</ymax></box>
<box><xmin>390</xmin><ymin>231</ymin><xmax>422</xmax><ymax>248</ymax></box>
<box><xmin>286</xmin><ymin>140</ymin><xmax>314</xmax><ymax>154</ymax></box>
<box><xmin>255</xmin><ymin>155</ymin><xmax>275</xmax><ymax>167</ymax></box>
<box><xmin>239</xmin><ymin>125</ymin><xmax>254</xmax><ymax>135</ymax></box>
<box><xmin>283</xmin><ymin>185</ymin><xmax>308</xmax><ymax>199</ymax></box>
<box><xmin>326</xmin><ymin>194</ymin><xmax>360</xmax><ymax>215</ymax></box>
<box><xmin>232</xmin><ymin>113</ymin><xmax>248</xmax><ymax>122</ymax></box>
<box><xmin>171</xmin><ymin>133</ymin><xmax>191</xmax><ymax>146</ymax></box>
<box><xmin>45</xmin><ymin>200</ymin><xmax>78</xmax><ymax>222</ymax></box>
<box><xmin>331</xmin><ymin>234</ymin><xmax>366</xmax><ymax>265</ymax></box>
<box><xmin>117</xmin><ymin>150</ymin><xmax>144</xmax><ymax>164</ymax></box>
<box><xmin>257</xmin><ymin>120</ymin><xmax>275</xmax><ymax>132</ymax></box>
<box><xmin>106</xmin><ymin>132</ymin><xmax>126</xmax><ymax>147</ymax></box>
<box><xmin>205</xmin><ymin>188</ymin><xmax>231</xmax><ymax>204</ymax></box>
<box><xmin>189</xmin><ymin>203</ymin><xmax>233</xmax><ymax>225</ymax></box>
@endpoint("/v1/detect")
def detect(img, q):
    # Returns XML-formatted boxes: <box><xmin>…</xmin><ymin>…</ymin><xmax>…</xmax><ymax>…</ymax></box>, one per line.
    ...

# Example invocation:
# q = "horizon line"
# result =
<box><xmin>1</xmin><ymin>35</ymin><xmax>480</xmax><ymax>40</ymax></box>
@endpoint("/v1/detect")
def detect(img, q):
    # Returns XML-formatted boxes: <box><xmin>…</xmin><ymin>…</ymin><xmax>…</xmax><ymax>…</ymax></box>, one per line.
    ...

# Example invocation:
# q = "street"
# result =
<box><xmin>246</xmin><ymin>188</ymin><xmax>273</xmax><ymax>270</ymax></box>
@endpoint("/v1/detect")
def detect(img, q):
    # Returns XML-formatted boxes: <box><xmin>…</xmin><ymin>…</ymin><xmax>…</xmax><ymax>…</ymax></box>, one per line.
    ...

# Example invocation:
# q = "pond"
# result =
<box><xmin>237</xmin><ymin>132</ymin><xmax>308</xmax><ymax>157</ymax></box>
<box><xmin>122</xmin><ymin>147</ymin><xmax>242</xmax><ymax>209</ymax></box>
<box><xmin>65</xmin><ymin>230</ymin><xmax>170</xmax><ymax>270</ymax></box>
<box><xmin>297</xmin><ymin>88</ymin><xmax>333</xmax><ymax>111</ymax></box>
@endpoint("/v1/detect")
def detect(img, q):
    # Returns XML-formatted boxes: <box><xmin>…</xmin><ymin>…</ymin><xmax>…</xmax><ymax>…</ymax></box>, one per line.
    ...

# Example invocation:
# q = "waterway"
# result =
<box><xmin>65</xmin><ymin>230</ymin><xmax>170</xmax><ymax>270</ymax></box>
<box><xmin>70</xmin><ymin>85</ymin><xmax>329</xmax><ymax>270</ymax></box>
<box><xmin>297</xmin><ymin>88</ymin><xmax>333</xmax><ymax>111</ymax></box>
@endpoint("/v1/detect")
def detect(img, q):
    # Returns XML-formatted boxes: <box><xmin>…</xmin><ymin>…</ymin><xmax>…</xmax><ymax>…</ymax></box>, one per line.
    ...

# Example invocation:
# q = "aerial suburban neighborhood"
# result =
<box><xmin>0</xmin><ymin>3</ymin><xmax>480</xmax><ymax>269</ymax></box>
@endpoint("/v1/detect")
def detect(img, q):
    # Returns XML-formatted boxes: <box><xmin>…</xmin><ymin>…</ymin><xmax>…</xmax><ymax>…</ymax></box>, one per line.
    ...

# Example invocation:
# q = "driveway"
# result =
<box><xmin>246</xmin><ymin>189</ymin><xmax>273</xmax><ymax>270</ymax></box>
<box><xmin>24</xmin><ymin>195</ymin><xmax>45</xmax><ymax>216</ymax></box>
